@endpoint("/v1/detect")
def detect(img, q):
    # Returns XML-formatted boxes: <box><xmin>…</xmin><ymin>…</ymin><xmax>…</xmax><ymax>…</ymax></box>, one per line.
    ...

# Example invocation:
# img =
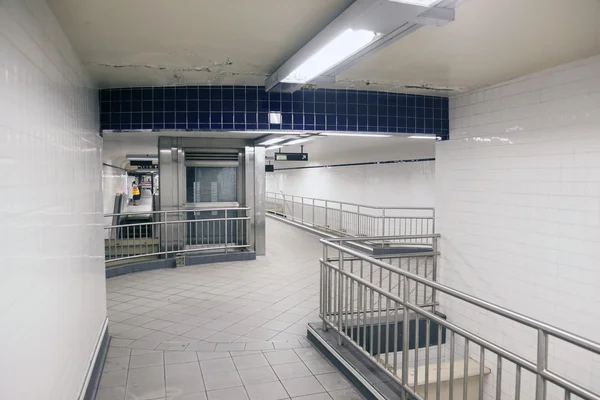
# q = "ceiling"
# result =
<box><xmin>49</xmin><ymin>0</ymin><xmax>600</xmax><ymax>95</ymax></box>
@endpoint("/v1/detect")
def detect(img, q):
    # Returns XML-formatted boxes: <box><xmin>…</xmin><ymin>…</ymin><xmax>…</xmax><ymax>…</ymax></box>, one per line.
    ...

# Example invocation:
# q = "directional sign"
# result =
<box><xmin>274</xmin><ymin>153</ymin><xmax>309</xmax><ymax>162</ymax></box>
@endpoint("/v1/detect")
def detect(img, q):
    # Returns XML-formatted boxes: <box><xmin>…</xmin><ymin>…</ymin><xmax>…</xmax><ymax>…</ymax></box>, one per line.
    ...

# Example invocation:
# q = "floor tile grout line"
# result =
<box><xmin>162</xmin><ymin>350</ymin><xmax>167</xmax><ymax>398</ymax></box>
<box><xmin>123</xmin><ymin>345</ymin><xmax>133</xmax><ymax>400</ymax></box>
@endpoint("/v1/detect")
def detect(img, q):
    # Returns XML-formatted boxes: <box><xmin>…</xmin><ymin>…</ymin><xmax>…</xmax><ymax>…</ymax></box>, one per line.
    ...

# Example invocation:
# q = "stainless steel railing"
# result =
<box><xmin>320</xmin><ymin>236</ymin><xmax>600</xmax><ymax>400</ymax></box>
<box><xmin>266</xmin><ymin>192</ymin><xmax>435</xmax><ymax>245</ymax></box>
<box><xmin>104</xmin><ymin>207</ymin><xmax>250</xmax><ymax>263</ymax></box>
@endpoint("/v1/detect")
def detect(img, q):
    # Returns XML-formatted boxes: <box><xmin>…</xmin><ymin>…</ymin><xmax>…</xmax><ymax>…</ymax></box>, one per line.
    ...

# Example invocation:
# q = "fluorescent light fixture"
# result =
<box><xmin>269</xmin><ymin>112</ymin><xmax>282</xmax><ymax>124</ymax></box>
<box><xmin>231</xmin><ymin>130</ymin><xmax>299</xmax><ymax>135</ymax></box>
<box><xmin>282</xmin><ymin>29</ymin><xmax>378</xmax><ymax>84</ymax></box>
<box><xmin>389</xmin><ymin>0</ymin><xmax>438</xmax><ymax>6</ymax></box>
<box><xmin>408</xmin><ymin>135</ymin><xmax>437</xmax><ymax>140</ymax></box>
<box><xmin>126</xmin><ymin>155</ymin><xmax>158</xmax><ymax>161</ymax></box>
<box><xmin>267</xmin><ymin>145</ymin><xmax>284</xmax><ymax>151</ymax></box>
<box><xmin>321</xmin><ymin>132</ymin><xmax>392</xmax><ymax>138</ymax></box>
<box><xmin>285</xmin><ymin>138</ymin><xmax>314</xmax><ymax>145</ymax></box>
<box><xmin>258</xmin><ymin>137</ymin><xmax>287</xmax><ymax>146</ymax></box>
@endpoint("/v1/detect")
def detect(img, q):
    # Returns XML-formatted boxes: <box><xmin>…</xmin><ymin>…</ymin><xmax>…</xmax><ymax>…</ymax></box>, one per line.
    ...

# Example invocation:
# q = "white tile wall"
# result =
<box><xmin>0</xmin><ymin>1</ymin><xmax>107</xmax><ymax>399</ymax></box>
<box><xmin>266</xmin><ymin>140</ymin><xmax>436</xmax><ymax>207</ymax></box>
<box><xmin>437</xmin><ymin>54</ymin><xmax>600</xmax><ymax>399</ymax></box>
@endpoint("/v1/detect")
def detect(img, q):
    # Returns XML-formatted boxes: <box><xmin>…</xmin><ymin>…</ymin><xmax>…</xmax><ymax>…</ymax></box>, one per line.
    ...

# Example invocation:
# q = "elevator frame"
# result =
<box><xmin>158</xmin><ymin>137</ymin><xmax>266</xmax><ymax>256</ymax></box>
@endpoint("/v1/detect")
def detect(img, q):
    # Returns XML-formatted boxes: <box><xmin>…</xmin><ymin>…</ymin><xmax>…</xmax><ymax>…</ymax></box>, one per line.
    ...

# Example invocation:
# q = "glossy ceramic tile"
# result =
<box><xmin>0</xmin><ymin>0</ymin><xmax>105</xmax><ymax>399</ymax></box>
<box><xmin>103</xmin><ymin>219</ymin><xmax>364</xmax><ymax>400</ymax></box>
<box><xmin>438</xmin><ymin>54</ymin><xmax>600</xmax><ymax>399</ymax></box>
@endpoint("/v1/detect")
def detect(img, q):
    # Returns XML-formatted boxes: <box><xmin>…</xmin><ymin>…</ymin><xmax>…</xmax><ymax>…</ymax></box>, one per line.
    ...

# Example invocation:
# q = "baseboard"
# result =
<box><xmin>80</xmin><ymin>318</ymin><xmax>110</xmax><ymax>400</ymax></box>
<box><xmin>106</xmin><ymin>251</ymin><xmax>257</xmax><ymax>279</ymax></box>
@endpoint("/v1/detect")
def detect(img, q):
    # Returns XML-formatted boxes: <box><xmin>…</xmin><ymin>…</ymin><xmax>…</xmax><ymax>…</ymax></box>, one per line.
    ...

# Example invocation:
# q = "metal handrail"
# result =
<box><xmin>267</xmin><ymin>192</ymin><xmax>435</xmax><ymax>241</ymax></box>
<box><xmin>104</xmin><ymin>207</ymin><xmax>251</xmax><ymax>263</ymax></box>
<box><xmin>267</xmin><ymin>191</ymin><xmax>434</xmax><ymax>211</ymax></box>
<box><xmin>323</xmin><ymin>239</ymin><xmax>600</xmax><ymax>353</ymax></box>
<box><xmin>104</xmin><ymin>207</ymin><xmax>251</xmax><ymax>218</ymax></box>
<box><xmin>320</xmin><ymin>237</ymin><xmax>600</xmax><ymax>400</ymax></box>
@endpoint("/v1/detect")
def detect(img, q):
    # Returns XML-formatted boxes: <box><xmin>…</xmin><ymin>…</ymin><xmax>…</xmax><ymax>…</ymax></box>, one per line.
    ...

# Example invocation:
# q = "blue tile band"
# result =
<box><xmin>99</xmin><ymin>86</ymin><xmax>449</xmax><ymax>139</ymax></box>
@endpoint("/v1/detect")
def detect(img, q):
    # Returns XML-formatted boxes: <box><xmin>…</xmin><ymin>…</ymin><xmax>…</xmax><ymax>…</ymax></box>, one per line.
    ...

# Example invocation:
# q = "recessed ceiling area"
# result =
<box><xmin>48</xmin><ymin>0</ymin><xmax>600</xmax><ymax>94</ymax></box>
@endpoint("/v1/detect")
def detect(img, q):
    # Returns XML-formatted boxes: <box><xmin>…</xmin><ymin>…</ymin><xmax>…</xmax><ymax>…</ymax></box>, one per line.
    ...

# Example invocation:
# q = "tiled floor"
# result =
<box><xmin>101</xmin><ymin>218</ymin><xmax>364</xmax><ymax>400</ymax></box>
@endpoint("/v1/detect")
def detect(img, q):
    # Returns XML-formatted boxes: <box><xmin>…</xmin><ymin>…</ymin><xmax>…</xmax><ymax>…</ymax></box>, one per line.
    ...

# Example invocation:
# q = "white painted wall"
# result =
<box><xmin>0</xmin><ymin>1</ymin><xmax>107</xmax><ymax>399</ymax></box>
<box><xmin>267</xmin><ymin>137</ymin><xmax>436</xmax><ymax>207</ymax></box>
<box><xmin>436</xmin><ymin>55</ymin><xmax>600</xmax><ymax>399</ymax></box>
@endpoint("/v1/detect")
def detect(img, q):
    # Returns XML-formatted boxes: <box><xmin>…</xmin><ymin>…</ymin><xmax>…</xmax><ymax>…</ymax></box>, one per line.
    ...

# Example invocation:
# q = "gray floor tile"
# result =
<box><xmin>273</xmin><ymin>339</ymin><xmax>304</xmax><ymax>350</ymax></box>
<box><xmin>215</xmin><ymin>342</ymin><xmax>245</xmax><ymax>352</ymax></box>
<box><xmin>183</xmin><ymin>327</ymin><xmax>219</xmax><ymax>341</ymax></box>
<box><xmin>232</xmin><ymin>353</ymin><xmax>269</xmax><ymax>370</ymax></box>
<box><xmin>293</xmin><ymin>348</ymin><xmax>322</xmax><ymax>361</ymax></box>
<box><xmin>107</xmin><ymin>346</ymin><xmax>132</xmax><ymax>359</ymax></box>
<box><xmin>96</xmin><ymin>385</ymin><xmax>126</xmax><ymax>400</ymax></box>
<box><xmin>156</xmin><ymin>341</ymin><xmax>191</xmax><ymax>351</ymax></box>
<box><xmin>130</xmin><ymin>351</ymin><xmax>164</xmax><ymax>369</ymax></box>
<box><xmin>244</xmin><ymin>341</ymin><xmax>275</xmax><ymax>351</ymax></box>
<box><xmin>129</xmin><ymin>340</ymin><xmax>162</xmax><ymax>350</ymax></box>
<box><xmin>110</xmin><ymin>338</ymin><xmax>134</xmax><ymax>348</ymax></box>
<box><xmin>245</xmin><ymin>327</ymin><xmax>280</xmax><ymax>341</ymax></box>
<box><xmin>328</xmin><ymin>389</ymin><xmax>363</xmax><ymax>400</ymax></box>
<box><xmin>103</xmin><ymin>356</ymin><xmax>130</xmax><ymax>372</ymax></box>
<box><xmin>165</xmin><ymin>351</ymin><xmax>199</xmax><ymax>365</ymax></box>
<box><xmin>264</xmin><ymin>350</ymin><xmax>302</xmax><ymax>366</ymax></box>
<box><xmin>167</xmin><ymin>393</ymin><xmax>208</xmax><ymax>400</ymax></box>
<box><xmin>126</xmin><ymin>365</ymin><xmax>166</xmax><ymax>400</ymax></box>
<box><xmin>186</xmin><ymin>342</ymin><xmax>216</xmax><ymax>352</ymax></box>
<box><xmin>314</xmin><ymin>373</ymin><xmax>351</xmax><ymax>391</ymax></box>
<box><xmin>166</xmin><ymin>361</ymin><xmax>205</xmax><ymax>397</ymax></box>
<box><xmin>291</xmin><ymin>393</ymin><xmax>332</xmax><ymax>400</ymax></box>
<box><xmin>162</xmin><ymin>323</ymin><xmax>197</xmax><ymax>335</ymax></box>
<box><xmin>100</xmin><ymin>370</ymin><xmax>128</xmax><ymax>388</ymax></box>
<box><xmin>200</xmin><ymin>357</ymin><xmax>236</xmax><ymax>373</ymax></box>
<box><xmin>203</xmin><ymin>371</ymin><xmax>243</xmax><ymax>391</ymax></box>
<box><xmin>196</xmin><ymin>351</ymin><xmax>230</xmax><ymax>361</ymax></box>
<box><xmin>272</xmin><ymin>362</ymin><xmax>312</xmax><ymax>380</ymax></box>
<box><xmin>303</xmin><ymin>358</ymin><xmax>335</xmax><ymax>375</ymax></box>
<box><xmin>207</xmin><ymin>386</ymin><xmax>248</xmax><ymax>400</ymax></box>
<box><xmin>245</xmin><ymin>381</ymin><xmax>290</xmax><ymax>400</ymax></box>
<box><xmin>238</xmin><ymin>366</ymin><xmax>279</xmax><ymax>385</ymax></box>
<box><xmin>123</xmin><ymin>315</ymin><xmax>156</xmax><ymax>327</ymax></box>
<box><xmin>281</xmin><ymin>376</ymin><xmax>326</xmax><ymax>397</ymax></box>
<box><xmin>222</xmin><ymin>323</ymin><xmax>256</xmax><ymax>336</ymax></box>
<box><xmin>261</xmin><ymin>320</ymin><xmax>293</xmax><ymax>332</ymax></box>
<box><xmin>204</xmin><ymin>331</ymin><xmax>241</xmax><ymax>343</ymax></box>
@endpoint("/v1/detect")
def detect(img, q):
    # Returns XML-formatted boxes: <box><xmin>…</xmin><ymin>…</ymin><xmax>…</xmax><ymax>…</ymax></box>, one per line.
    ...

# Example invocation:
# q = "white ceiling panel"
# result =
<box><xmin>48</xmin><ymin>0</ymin><xmax>600</xmax><ymax>94</ymax></box>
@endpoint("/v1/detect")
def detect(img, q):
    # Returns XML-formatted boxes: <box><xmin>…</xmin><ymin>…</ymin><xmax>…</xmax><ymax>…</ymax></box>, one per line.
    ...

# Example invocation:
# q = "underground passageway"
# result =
<box><xmin>100</xmin><ymin>218</ymin><xmax>362</xmax><ymax>400</ymax></box>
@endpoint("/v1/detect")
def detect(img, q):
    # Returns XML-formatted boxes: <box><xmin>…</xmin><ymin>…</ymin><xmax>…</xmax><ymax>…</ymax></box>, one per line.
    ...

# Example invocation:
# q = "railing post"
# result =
<box><xmin>338</xmin><ymin>249</ymin><xmax>344</xmax><ymax>346</ymax></box>
<box><xmin>322</xmin><ymin>243</ymin><xmax>328</xmax><ymax>332</ymax></box>
<box><xmin>382</xmin><ymin>208</ymin><xmax>386</xmax><ymax>237</ymax></box>
<box><xmin>339</xmin><ymin>203</ymin><xmax>343</xmax><ymax>232</ymax></box>
<box><xmin>164</xmin><ymin>211</ymin><xmax>168</xmax><ymax>258</ymax></box>
<box><xmin>325</xmin><ymin>200</ymin><xmax>328</xmax><ymax>229</ymax></box>
<box><xmin>432</xmin><ymin>236</ymin><xmax>438</xmax><ymax>313</ymax></box>
<box><xmin>224</xmin><ymin>209</ymin><xmax>228</xmax><ymax>254</ymax></box>
<box><xmin>536</xmin><ymin>329</ymin><xmax>548</xmax><ymax>400</ymax></box>
<box><xmin>402</xmin><ymin>276</ymin><xmax>410</xmax><ymax>398</ymax></box>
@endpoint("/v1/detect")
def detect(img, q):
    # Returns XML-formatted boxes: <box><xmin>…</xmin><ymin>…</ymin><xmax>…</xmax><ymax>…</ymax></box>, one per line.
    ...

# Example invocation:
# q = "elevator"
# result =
<box><xmin>158</xmin><ymin>137</ymin><xmax>266</xmax><ymax>256</ymax></box>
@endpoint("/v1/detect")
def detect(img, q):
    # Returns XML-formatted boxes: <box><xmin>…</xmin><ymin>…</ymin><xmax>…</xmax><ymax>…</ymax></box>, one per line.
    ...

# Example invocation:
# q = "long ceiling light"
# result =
<box><xmin>258</xmin><ymin>137</ymin><xmax>287</xmax><ymax>146</ymax></box>
<box><xmin>321</xmin><ymin>132</ymin><xmax>391</xmax><ymax>138</ymax></box>
<box><xmin>390</xmin><ymin>0</ymin><xmax>439</xmax><ymax>6</ymax></box>
<box><xmin>282</xmin><ymin>29</ymin><xmax>379</xmax><ymax>84</ymax></box>
<box><xmin>408</xmin><ymin>135</ymin><xmax>438</xmax><ymax>140</ymax></box>
<box><xmin>285</xmin><ymin>138</ymin><xmax>314</xmax><ymax>145</ymax></box>
<box><xmin>266</xmin><ymin>1</ymin><xmax>455</xmax><ymax>92</ymax></box>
